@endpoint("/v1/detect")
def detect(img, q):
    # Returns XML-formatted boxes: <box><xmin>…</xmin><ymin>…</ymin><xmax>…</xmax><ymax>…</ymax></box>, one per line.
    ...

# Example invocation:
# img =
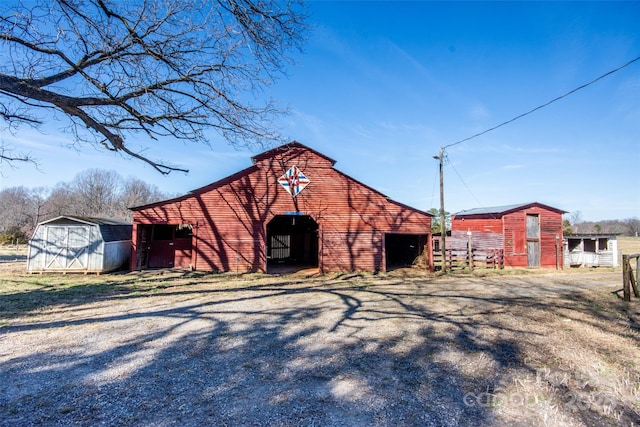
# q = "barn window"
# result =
<box><xmin>153</xmin><ymin>225</ymin><xmax>173</xmax><ymax>240</ymax></box>
<box><xmin>175</xmin><ymin>224</ymin><xmax>193</xmax><ymax>239</ymax></box>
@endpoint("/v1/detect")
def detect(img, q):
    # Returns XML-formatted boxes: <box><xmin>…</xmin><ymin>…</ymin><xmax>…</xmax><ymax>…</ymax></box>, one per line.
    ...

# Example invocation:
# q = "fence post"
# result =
<box><xmin>632</xmin><ymin>257</ymin><xmax>640</xmax><ymax>298</ymax></box>
<box><xmin>467</xmin><ymin>231</ymin><xmax>473</xmax><ymax>270</ymax></box>
<box><xmin>623</xmin><ymin>255</ymin><xmax>631</xmax><ymax>302</ymax></box>
<box><xmin>636</xmin><ymin>256</ymin><xmax>640</xmax><ymax>298</ymax></box>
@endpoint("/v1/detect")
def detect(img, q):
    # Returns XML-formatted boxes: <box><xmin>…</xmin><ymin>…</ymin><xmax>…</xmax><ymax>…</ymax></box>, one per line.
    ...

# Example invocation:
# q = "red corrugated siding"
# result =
<box><xmin>132</xmin><ymin>144</ymin><xmax>431</xmax><ymax>272</ymax></box>
<box><xmin>449</xmin><ymin>231</ymin><xmax>503</xmax><ymax>250</ymax></box>
<box><xmin>503</xmin><ymin>212</ymin><xmax>526</xmax><ymax>267</ymax></box>
<box><xmin>451</xmin><ymin>204</ymin><xmax>563</xmax><ymax>268</ymax></box>
<box><xmin>503</xmin><ymin>207</ymin><xmax>563</xmax><ymax>268</ymax></box>
<box><xmin>451</xmin><ymin>217</ymin><xmax>502</xmax><ymax>234</ymax></box>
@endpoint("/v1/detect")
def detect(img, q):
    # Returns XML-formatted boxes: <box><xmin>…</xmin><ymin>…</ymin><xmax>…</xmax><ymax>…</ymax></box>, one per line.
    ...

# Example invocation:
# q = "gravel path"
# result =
<box><xmin>1</xmin><ymin>269</ymin><xmax>638</xmax><ymax>426</ymax></box>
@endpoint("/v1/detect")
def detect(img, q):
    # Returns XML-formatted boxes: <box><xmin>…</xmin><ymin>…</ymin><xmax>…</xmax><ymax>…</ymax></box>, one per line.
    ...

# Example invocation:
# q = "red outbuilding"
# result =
<box><xmin>131</xmin><ymin>142</ymin><xmax>432</xmax><ymax>273</ymax></box>
<box><xmin>451</xmin><ymin>202</ymin><xmax>567</xmax><ymax>268</ymax></box>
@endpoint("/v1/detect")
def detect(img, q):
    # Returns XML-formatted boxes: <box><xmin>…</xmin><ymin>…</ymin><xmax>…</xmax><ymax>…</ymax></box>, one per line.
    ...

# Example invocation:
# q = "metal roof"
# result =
<box><xmin>454</xmin><ymin>203</ymin><xmax>532</xmax><ymax>216</ymax></box>
<box><xmin>454</xmin><ymin>202</ymin><xmax>567</xmax><ymax>217</ymax></box>
<box><xmin>37</xmin><ymin>216</ymin><xmax>132</xmax><ymax>242</ymax></box>
<box><xmin>40</xmin><ymin>215</ymin><xmax>131</xmax><ymax>226</ymax></box>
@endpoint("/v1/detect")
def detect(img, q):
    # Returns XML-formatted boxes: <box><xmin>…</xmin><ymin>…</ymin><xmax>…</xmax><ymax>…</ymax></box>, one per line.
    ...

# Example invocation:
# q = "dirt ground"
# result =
<box><xmin>1</xmin><ymin>260</ymin><xmax>639</xmax><ymax>426</ymax></box>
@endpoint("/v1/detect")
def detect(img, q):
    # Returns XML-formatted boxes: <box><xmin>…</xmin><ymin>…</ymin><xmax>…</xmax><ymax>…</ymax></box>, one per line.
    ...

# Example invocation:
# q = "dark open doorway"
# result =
<box><xmin>138</xmin><ymin>224</ymin><xmax>193</xmax><ymax>269</ymax></box>
<box><xmin>266</xmin><ymin>215</ymin><xmax>319</xmax><ymax>273</ymax></box>
<box><xmin>385</xmin><ymin>233</ymin><xmax>427</xmax><ymax>270</ymax></box>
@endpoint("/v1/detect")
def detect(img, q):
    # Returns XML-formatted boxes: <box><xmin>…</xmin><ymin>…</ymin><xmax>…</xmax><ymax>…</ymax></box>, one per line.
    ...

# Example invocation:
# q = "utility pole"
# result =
<box><xmin>438</xmin><ymin>147</ymin><xmax>447</xmax><ymax>273</ymax></box>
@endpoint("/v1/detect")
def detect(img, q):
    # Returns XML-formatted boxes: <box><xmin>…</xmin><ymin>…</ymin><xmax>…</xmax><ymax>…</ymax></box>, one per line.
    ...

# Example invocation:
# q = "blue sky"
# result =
<box><xmin>1</xmin><ymin>1</ymin><xmax>639</xmax><ymax>221</ymax></box>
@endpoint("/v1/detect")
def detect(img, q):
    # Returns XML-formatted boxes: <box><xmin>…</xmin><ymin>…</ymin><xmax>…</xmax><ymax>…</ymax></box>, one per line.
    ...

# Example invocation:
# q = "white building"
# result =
<box><xmin>564</xmin><ymin>234</ymin><xmax>618</xmax><ymax>268</ymax></box>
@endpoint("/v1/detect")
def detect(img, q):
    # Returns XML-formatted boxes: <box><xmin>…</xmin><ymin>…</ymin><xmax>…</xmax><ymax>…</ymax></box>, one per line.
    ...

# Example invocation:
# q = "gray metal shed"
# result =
<box><xmin>27</xmin><ymin>216</ymin><xmax>132</xmax><ymax>273</ymax></box>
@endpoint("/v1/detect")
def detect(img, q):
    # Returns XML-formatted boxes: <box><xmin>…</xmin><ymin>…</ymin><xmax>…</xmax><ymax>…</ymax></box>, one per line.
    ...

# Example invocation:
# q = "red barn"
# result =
<box><xmin>451</xmin><ymin>202</ymin><xmax>566</xmax><ymax>268</ymax></box>
<box><xmin>131</xmin><ymin>142</ymin><xmax>432</xmax><ymax>273</ymax></box>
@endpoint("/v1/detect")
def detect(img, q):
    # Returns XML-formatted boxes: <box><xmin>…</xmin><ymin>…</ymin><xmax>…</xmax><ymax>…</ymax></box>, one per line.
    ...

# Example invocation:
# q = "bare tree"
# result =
<box><xmin>119</xmin><ymin>177</ymin><xmax>167</xmax><ymax>220</ymax></box>
<box><xmin>624</xmin><ymin>217</ymin><xmax>640</xmax><ymax>236</ymax></box>
<box><xmin>44</xmin><ymin>184</ymin><xmax>77</xmax><ymax>218</ymax></box>
<box><xmin>70</xmin><ymin>169</ymin><xmax>123</xmax><ymax>217</ymax></box>
<box><xmin>0</xmin><ymin>0</ymin><xmax>307</xmax><ymax>173</ymax></box>
<box><xmin>0</xmin><ymin>186</ymin><xmax>32</xmax><ymax>232</ymax></box>
<box><xmin>569</xmin><ymin>211</ymin><xmax>583</xmax><ymax>233</ymax></box>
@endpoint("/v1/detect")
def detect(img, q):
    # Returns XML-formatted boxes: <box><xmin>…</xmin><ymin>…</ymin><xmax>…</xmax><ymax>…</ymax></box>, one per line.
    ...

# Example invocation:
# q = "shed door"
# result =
<box><xmin>526</xmin><ymin>214</ymin><xmax>540</xmax><ymax>268</ymax></box>
<box><xmin>44</xmin><ymin>226</ymin><xmax>90</xmax><ymax>270</ymax></box>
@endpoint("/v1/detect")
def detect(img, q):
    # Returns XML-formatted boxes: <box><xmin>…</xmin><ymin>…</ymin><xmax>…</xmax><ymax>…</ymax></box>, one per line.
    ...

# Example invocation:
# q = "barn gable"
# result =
<box><xmin>131</xmin><ymin>142</ymin><xmax>432</xmax><ymax>273</ymax></box>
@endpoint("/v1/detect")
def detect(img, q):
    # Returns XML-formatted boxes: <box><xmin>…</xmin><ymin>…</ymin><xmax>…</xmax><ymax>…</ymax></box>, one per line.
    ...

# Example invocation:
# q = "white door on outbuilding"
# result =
<box><xmin>44</xmin><ymin>226</ymin><xmax>90</xmax><ymax>270</ymax></box>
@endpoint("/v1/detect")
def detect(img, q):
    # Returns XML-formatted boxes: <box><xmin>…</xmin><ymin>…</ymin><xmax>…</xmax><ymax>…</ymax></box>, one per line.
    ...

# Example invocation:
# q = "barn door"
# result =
<box><xmin>44</xmin><ymin>226</ymin><xmax>89</xmax><ymax>270</ymax></box>
<box><xmin>526</xmin><ymin>215</ymin><xmax>540</xmax><ymax>268</ymax></box>
<box><xmin>144</xmin><ymin>224</ymin><xmax>193</xmax><ymax>269</ymax></box>
<box><xmin>148</xmin><ymin>225</ymin><xmax>175</xmax><ymax>268</ymax></box>
<box><xmin>527</xmin><ymin>241</ymin><xmax>540</xmax><ymax>267</ymax></box>
<box><xmin>266</xmin><ymin>215</ymin><xmax>318</xmax><ymax>272</ymax></box>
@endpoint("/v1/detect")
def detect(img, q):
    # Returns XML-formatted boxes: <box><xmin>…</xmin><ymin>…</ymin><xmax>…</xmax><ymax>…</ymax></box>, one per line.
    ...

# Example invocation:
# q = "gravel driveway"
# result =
<box><xmin>1</xmin><ymin>268</ymin><xmax>639</xmax><ymax>426</ymax></box>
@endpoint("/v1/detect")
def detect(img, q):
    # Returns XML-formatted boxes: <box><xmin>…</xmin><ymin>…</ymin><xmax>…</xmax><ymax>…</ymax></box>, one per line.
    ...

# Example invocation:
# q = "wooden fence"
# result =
<box><xmin>622</xmin><ymin>254</ymin><xmax>640</xmax><ymax>302</ymax></box>
<box><xmin>432</xmin><ymin>248</ymin><xmax>504</xmax><ymax>271</ymax></box>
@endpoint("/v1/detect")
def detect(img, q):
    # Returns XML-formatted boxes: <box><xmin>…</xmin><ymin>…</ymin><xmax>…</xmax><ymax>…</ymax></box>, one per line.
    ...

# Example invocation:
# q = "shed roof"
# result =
<box><xmin>37</xmin><ymin>216</ymin><xmax>132</xmax><ymax>242</ymax></box>
<box><xmin>99</xmin><ymin>223</ymin><xmax>133</xmax><ymax>242</ymax></box>
<box><xmin>565</xmin><ymin>233</ymin><xmax>619</xmax><ymax>239</ymax></box>
<box><xmin>40</xmin><ymin>215</ymin><xmax>131</xmax><ymax>226</ymax></box>
<box><xmin>454</xmin><ymin>202</ymin><xmax>567</xmax><ymax>217</ymax></box>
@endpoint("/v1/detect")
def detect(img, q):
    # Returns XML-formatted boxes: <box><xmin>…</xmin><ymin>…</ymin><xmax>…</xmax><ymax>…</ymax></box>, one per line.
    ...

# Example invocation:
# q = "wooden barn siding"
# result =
<box><xmin>503</xmin><ymin>207</ymin><xmax>563</xmax><ymax>268</ymax></box>
<box><xmin>451</xmin><ymin>206</ymin><xmax>563</xmax><ymax>268</ymax></box>
<box><xmin>132</xmin><ymin>147</ymin><xmax>430</xmax><ymax>272</ymax></box>
<box><xmin>449</xmin><ymin>230</ymin><xmax>504</xmax><ymax>250</ymax></box>
<box><xmin>451</xmin><ymin>217</ymin><xmax>503</xmax><ymax>235</ymax></box>
<box><xmin>451</xmin><ymin>217</ymin><xmax>504</xmax><ymax>250</ymax></box>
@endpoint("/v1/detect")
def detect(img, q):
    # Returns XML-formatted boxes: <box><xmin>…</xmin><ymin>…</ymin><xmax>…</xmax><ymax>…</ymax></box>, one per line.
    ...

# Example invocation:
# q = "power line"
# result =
<box><xmin>444</xmin><ymin>55</ymin><xmax>640</xmax><ymax>150</ymax></box>
<box><xmin>446</xmin><ymin>153</ymin><xmax>483</xmax><ymax>207</ymax></box>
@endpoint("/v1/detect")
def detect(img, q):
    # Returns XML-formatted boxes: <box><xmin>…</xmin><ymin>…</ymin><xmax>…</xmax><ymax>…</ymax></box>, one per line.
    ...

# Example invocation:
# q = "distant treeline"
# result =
<box><xmin>1</xmin><ymin>169</ymin><xmax>638</xmax><ymax>243</ymax></box>
<box><xmin>565</xmin><ymin>218</ymin><xmax>640</xmax><ymax>236</ymax></box>
<box><xmin>0</xmin><ymin>169</ymin><xmax>169</xmax><ymax>243</ymax></box>
<box><xmin>563</xmin><ymin>210</ymin><xmax>639</xmax><ymax>237</ymax></box>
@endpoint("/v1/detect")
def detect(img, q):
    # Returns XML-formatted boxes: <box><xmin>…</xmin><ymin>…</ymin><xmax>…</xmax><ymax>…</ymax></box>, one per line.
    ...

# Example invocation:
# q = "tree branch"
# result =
<box><xmin>0</xmin><ymin>0</ymin><xmax>307</xmax><ymax>173</ymax></box>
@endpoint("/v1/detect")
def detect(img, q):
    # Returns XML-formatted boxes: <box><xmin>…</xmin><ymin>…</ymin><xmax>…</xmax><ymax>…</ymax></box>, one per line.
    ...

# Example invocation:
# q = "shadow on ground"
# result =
<box><xmin>0</xmin><ymin>254</ymin><xmax>26</xmax><ymax>263</ymax></box>
<box><xmin>1</xmin><ymin>271</ymin><xmax>639</xmax><ymax>426</ymax></box>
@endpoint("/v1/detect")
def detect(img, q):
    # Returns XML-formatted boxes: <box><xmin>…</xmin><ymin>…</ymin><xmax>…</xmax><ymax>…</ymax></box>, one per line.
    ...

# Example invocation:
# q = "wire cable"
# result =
<box><xmin>444</xmin><ymin>55</ymin><xmax>640</xmax><ymax>149</ymax></box>
<box><xmin>446</xmin><ymin>152</ymin><xmax>484</xmax><ymax>207</ymax></box>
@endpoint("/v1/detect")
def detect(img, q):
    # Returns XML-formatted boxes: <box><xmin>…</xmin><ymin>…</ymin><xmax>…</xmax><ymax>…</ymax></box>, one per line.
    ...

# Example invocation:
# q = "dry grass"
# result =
<box><xmin>1</xmin><ymin>261</ymin><xmax>639</xmax><ymax>426</ymax></box>
<box><xmin>619</xmin><ymin>236</ymin><xmax>640</xmax><ymax>257</ymax></box>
